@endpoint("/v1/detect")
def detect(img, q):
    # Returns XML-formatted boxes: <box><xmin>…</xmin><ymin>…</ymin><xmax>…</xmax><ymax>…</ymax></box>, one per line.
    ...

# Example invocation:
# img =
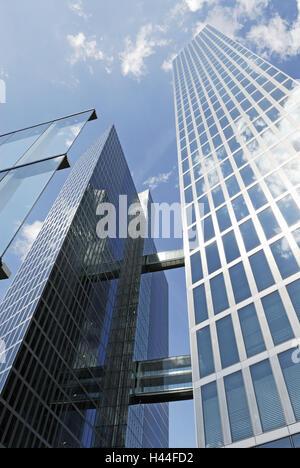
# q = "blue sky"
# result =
<box><xmin>1</xmin><ymin>0</ymin><xmax>300</xmax><ymax>448</ymax></box>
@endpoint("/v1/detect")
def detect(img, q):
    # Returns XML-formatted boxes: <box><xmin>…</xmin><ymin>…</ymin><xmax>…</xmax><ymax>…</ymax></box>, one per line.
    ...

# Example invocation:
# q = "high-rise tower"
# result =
<box><xmin>0</xmin><ymin>125</ymin><xmax>169</xmax><ymax>448</ymax></box>
<box><xmin>173</xmin><ymin>25</ymin><xmax>300</xmax><ymax>448</ymax></box>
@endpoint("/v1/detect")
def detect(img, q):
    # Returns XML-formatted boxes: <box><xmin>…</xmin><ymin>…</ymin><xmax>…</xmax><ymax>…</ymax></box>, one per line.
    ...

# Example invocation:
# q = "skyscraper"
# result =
<box><xmin>173</xmin><ymin>25</ymin><xmax>300</xmax><ymax>448</ymax></box>
<box><xmin>0</xmin><ymin>125</ymin><xmax>169</xmax><ymax>448</ymax></box>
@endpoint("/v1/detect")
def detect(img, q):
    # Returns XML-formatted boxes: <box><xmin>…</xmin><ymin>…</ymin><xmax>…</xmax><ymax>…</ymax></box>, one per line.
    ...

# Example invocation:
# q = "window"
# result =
<box><xmin>229</xmin><ymin>262</ymin><xmax>251</xmax><ymax>303</ymax></box>
<box><xmin>261</xmin><ymin>291</ymin><xmax>294</xmax><ymax>345</ymax></box>
<box><xmin>186</xmin><ymin>204</ymin><xmax>196</xmax><ymax>226</ymax></box>
<box><xmin>232</xmin><ymin>195</ymin><xmax>249</xmax><ymax>222</ymax></box>
<box><xmin>193</xmin><ymin>284</ymin><xmax>208</xmax><ymax>324</ymax></box>
<box><xmin>212</xmin><ymin>185</ymin><xmax>225</xmax><ymax>208</ymax></box>
<box><xmin>220</xmin><ymin>159</ymin><xmax>233</xmax><ymax>178</ymax></box>
<box><xmin>188</xmin><ymin>226</ymin><xmax>199</xmax><ymax>251</ymax></box>
<box><xmin>210</xmin><ymin>273</ymin><xmax>229</xmax><ymax>315</ymax></box>
<box><xmin>239</xmin><ymin>219</ymin><xmax>260</xmax><ymax>252</ymax></box>
<box><xmin>238</xmin><ymin>304</ymin><xmax>266</xmax><ymax>357</ymax></box>
<box><xmin>216</xmin><ymin>315</ymin><xmax>239</xmax><ymax>368</ymax></box>
<box><xmin>206</xmin><ymin>242</ymin><xmax>221</xmax><ymax>274</ymax></box>
<box><xmin>277</xmin><ymin>195</ymin><xmax>300</xmax><ymax>227</ymax></box>
<box><xmin>286</xmin><ymin>279</ymin><xmax>300</xmax><ymax>322</ymax></box>
<box><xmin>185</xmin><ymin>187</ymin><xmax>193</xmax><ymax>205</ymax></box>
<box><xmin>182</xmin><ymin>159</ymin><xmax>189</xmax><ymax>173</ymax></box>
<box><xmin>196</xmin><ymin>178</ymin><xmax>207</xmax><ymax>198</ymax></box>
<box><xmin>224</xmin><ymin>371</ymin><xmax>253</xmax><ymax>442</ymax></box>
<box><xmin>271</xmin><ymin>238</ymin><xmax>299</xmax><ymax>279</ymax></box>
<box><xmin>202</xmin><ymin>382</ymin><xmax>223</xmax><ymax>448</ymax></box>
<box><xmin>265</xmin><ymin>172</ymin><xmax>287</xmax><ymax>199</ymax></box>
<box><xmin>258</xmin><ymin>207</ymin><xmax>281</xmax><ymax>239</ymax></box>
<box><xmin>222</xmin><ymin>230</ymin><xmax>240</xmax><ymax>263</ymax></box>
<box><xmin>183</xmin><ymin>172</ymin><xmax>191</xmax><ymax>188</ymax></box>
<box><xmin>204</xmin><ymin>215</ymin><xmax>215</xmax><ymax>242</ymax></box>
<box><xmin>233</xmin><ymin>149</ymin><xmax>247</xmax><ymax>168</ymax></box>
<box><xmin>249</xmin><ymin>250</ymin><xmax>275</xmax><ymax>292</ymax></box>
<box><xmin>191</xmin><ymin>252</ymin><xmax>203</xmax><ymax>284</ymax></box>
<box><xmin>278</xmin><ymin>349</ymin><xmax>300</xmax><ymax>421</ymax></box>
<box><xmin>197</xmin><ymin>326</ymin><xmax>215</xmax><ymax>378</ymax></box>
<box><xmin>240</xmin><ymin>165</ymin><xmax>256</xmax><ymax>187</ymax></box>
<box><xmin>198</xmin><ymin>195</ymin><xmax>210</xmax><ymax>217</ymax></box>
<box><xmin>248</xmin><ymin>184</ymin><xmax>268</xmax><ymax>210</ymax></box>
<box><xmin>226</xmin><ymin>175</ymin><xmax>240</xmax><ymax>197</ymax></box>
<box><xmin>216</xmin><ymin>205</ymin><xmax>232</xmax><ymax>232</ymax></box>
<box><xmin>250</xmin><ymin>359</ymin><xmax>286</xmax><ymax>432</ymax></box>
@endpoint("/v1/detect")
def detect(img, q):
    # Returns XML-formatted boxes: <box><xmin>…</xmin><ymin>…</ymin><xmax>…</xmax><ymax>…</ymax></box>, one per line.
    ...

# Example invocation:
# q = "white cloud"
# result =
<box><xmin>246</xmin><ymin>1</ymin><xmax>300</xmax><ymax>59</ymax></box>
<box><xmin>195</xmin><ymin>5</ymin><xmax>242</xmax><ymax>39</ymax></box>
<box><xmin>235</xmin><ymin>0</ymin><xmax>269</xmax><ymax>20</ymax></box>
<box><xmin>120</xmin><ymin>24</ymin><xmax>168</xmax><ymax>79</ymax></box>
<box><xmin>162</xmin><ymin>53</ymin><xmax>177</xmax><ymax>72</ymax></box>
<box><xmin>13</xmin><ymin>221</ymin><xmax>43</xmax><ymax>261</ymax></box>
<box><xmin>185</xmin><ymin>0</ymin><xmax>212</xmax><ymax>12</ymax></box>
<box><xmin>67</xmin><ymin>32</ymin><xmax>107</xmax><ymax>65</ymax></box>
<box><xmin>68</xmin><ymin>0</ymin><xmax>90</xmax><ymax>20</ymax></box>
<box><xmin>143</xmin><ymin>170</ymin><xmax>174</xmax><ymax>190</ymax></box>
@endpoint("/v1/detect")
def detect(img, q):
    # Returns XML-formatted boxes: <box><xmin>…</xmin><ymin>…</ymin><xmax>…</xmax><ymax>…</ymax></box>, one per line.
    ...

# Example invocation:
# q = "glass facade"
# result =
<box><xmin>0</xmin><ymin>110</ymin><xmax>95</xmax><ymax>259</ymax></box>
<box><xmin>173</xmin><ymin>25</ymin><xmax>300</xmax><ymax>448</ymax></box>
<box><xmin>0</xmin><ymin>126</ymin><xmax>169</xmax><ymax>447</ymax></box>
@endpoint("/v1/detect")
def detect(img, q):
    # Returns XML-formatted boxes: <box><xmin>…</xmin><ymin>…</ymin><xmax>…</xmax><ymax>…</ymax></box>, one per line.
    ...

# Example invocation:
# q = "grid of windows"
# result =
<box><xmin>174</xmin><ymin>24</ymin><xmax>300</xmax><ymax>448</ymax></box>
<box><xmin>0</xmin><ymin>127</ymin><xmax>169</xmax><ymax>448</ymax></box>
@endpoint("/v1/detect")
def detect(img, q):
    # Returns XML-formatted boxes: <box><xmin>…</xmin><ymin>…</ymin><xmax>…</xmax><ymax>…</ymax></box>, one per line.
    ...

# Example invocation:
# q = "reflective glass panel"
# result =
<box><xmin>278</xmin><ymin>349</ymin><xmax>300</xmax><ymax>421</ymax></box>
<box><xmin>224</xmin><ymin>371</ymin><xmax>253</xmax><ymax>442</ymax></box>
<box><xmin>0</xmin><ymin>124</ymin><xmax>50</xmax><ymax>171</ymax></box>
<box><xmin>193</xmin><ymin>284</ymin><xmax>208</xmax><ymax>324</ymax></box>
<box><xmin>249</xmin><ymin>250</ymin><xmax>275</xmax><ymax>292</ymax></box>
<box><xmin>229</xmin><ymin>262</ymin><xmax>251</xmax><ymax>303</ymax></box>
<box><xmin>286</xmin><ymin>279</ymin><xmax>300</xmax><ymax>321</ymax></box>
<box><xmin>239</xmin><ymin>219</ymin><xmax>260</xmax><ymax>252</ymax></box>
<box><xmin>258</xmin><ymin>207</ymin><xmax>281</xmax><ymax>239</ymax></box>
<box><xmin>217</xmin><ymin>315</ymin><xmax>239</xmax><ymax>368</ymax></box>
<box><xmin>202</xmin><ymin>382</ymin><xmax>223</xmax><ymax>448</ymax></box>
<box><xmin>271</xmin><ymin>238</ymin><xmax>299</xmax><ymax>279</ymax></box>
<box><xmin>210</xmin><ymin>273</ymin><xmax>229</xmax><ymax>315</ymax></box>
<box><xmin>197</xmin><ymin>326</ymin><xmax>215</xmax><ymax>378</ymax></box>
<box><xmin>238</xmin><ymin>303</ymin><xmax>266</xmax><ymax>357</ymax></box>
<box><xmin>0</xmin><ymin>156</ymin><xmax>64</xmax><ymax>257</ymax></box>
<box><xmin>250</xmin><ymin>359</ymin><xmax>286</xmax><ymax>432</ymax></box>
<box><xmin>261</xmin><ymin>291</ymin><xmax>294</xmax><ymax>345</ymax></box>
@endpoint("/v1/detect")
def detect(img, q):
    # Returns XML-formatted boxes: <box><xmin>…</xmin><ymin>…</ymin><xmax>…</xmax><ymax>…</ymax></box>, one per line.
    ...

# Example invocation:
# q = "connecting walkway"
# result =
<box><xmin>52</xmin><ymin>354</ymin><xmax>193</xmax><ymax>409</ymax></box>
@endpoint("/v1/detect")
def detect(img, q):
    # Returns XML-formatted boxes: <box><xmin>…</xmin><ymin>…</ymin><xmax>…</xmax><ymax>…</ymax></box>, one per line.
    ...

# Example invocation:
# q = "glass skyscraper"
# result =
<box><xmin>0</xmin><ymin>125</ymin><xmax>168</xmax><ymax>448</ymax></box>
<box><xmin>173</xmin><ymin>25</ymin><xmax>300</xmax><ymax>448</ymax></box>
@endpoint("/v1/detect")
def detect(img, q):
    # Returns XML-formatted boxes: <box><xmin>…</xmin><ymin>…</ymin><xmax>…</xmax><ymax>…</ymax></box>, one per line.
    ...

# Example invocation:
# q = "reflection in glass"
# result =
<box><xmin>278</xmin><ymin>349</ymin><xmax>300</xmax><ymax>421</ymax></box>
<box><xmin>240</xmin><ymin>219</ymin><xmax>260</xmax><ymax>252</ymax></box>
<box><xmin>0</xmin><ymin>156</ymin><xmax>64</xmax><ymax>257</ymax></box>
<box><xmin>277</xmin><ymin>195</ymin><xmax>300</xmax><ymax>226</ymax></box>
<box><xmin>18</xmin><ymin>111</ymin><xmax>93</xmax><ymax>167</ymax></box>
<box><xmin>238</xmin><ymin>304</ymin><xmax>266</xmax><ymax>357</ymax></box>
<box><xmin>197</xmin><ymin>326</ymin><xmax>215</xmax><ymax>378</ymax></box>
<box><xmin>0</xmin><ymin>124</ymin><xmax>50</xmax><ymax>172</ymax></box>
<box><xmin>217</xmin><ymin>315</ymin><xmax>239</xmax><ymax>368</ymax></box>
<box><xmin>210</xmin><ymin>273</ymin><xmax>229</xmax><ymax>315</ymax></box>
<box><xmin>258</xmin><ymin>207</ymin><xmax>281</xmax><ymax>239</ymax></box>
<box><xmin>250</xmin><ymin>359</ymin><xmax>286</xmax><ymax>432</ymax></box>
<box><xmin>271</xmin><ymin>237</ymin><xmax>299</xmax><ymax>279</ymax></box>
<box><xmin>224</xmin><ymin>371</ymin><xmax>253</xmax><ymax>442</ymax></box>
<box><xmin>202</xmin><ymin>382</ymin><xmax>223</xmax><ymax>448</ymax></box>
<box><xmin>262</xmin><ymin>291</ymin><xmax>294</xmax><ymax>345</ymax></box>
